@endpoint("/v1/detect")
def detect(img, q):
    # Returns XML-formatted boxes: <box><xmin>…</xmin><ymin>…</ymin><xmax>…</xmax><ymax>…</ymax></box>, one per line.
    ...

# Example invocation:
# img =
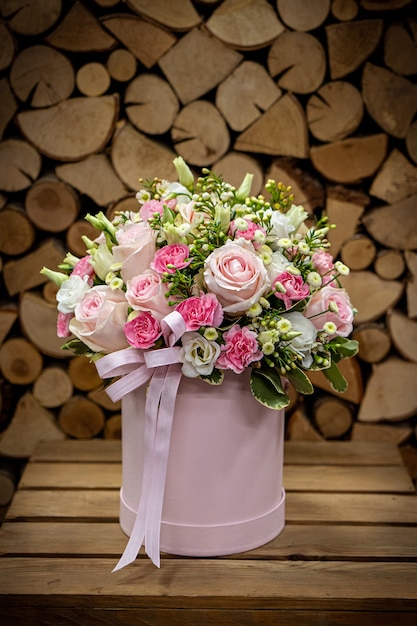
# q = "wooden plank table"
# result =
<box><xmin>1</xmin><ymin>439</ymin><xmax>417</xmax><ymax>625</ymax></box>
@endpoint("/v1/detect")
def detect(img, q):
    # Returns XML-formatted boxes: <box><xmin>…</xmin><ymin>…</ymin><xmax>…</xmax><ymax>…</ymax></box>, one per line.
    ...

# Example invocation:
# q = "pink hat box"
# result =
<box><xmin>119</xmin><ymin>368</ymin><xmax>286</xmax><ymax>558</ymax></box>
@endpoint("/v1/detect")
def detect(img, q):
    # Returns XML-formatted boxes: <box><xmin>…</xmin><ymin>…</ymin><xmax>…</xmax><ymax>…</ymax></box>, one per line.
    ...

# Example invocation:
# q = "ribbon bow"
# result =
<box><xmin>95</xmin><ymin>311</ymin><xmax>187</xmax><ymax>570</ymax></box>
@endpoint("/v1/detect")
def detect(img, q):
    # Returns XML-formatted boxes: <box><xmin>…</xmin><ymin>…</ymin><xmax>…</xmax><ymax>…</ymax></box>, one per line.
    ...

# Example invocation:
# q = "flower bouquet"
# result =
<box><xmin>42</xmin><ymin>157</ymin><xmax>358</xmax><ymax>569</ymax></box>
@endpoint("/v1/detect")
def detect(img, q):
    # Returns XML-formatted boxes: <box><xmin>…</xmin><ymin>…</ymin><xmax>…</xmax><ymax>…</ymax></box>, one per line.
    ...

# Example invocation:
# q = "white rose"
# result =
<box><xmin>56</xmin><ymin>275</ymin><xmax>91</xmax><ymax>314</ymax></box>
<box><xmin>281</xmin><ymin>311</ymin><xmax>317</xmax><ymax>368</ymax></box>
<box><xmin>286</xmin><ymin>204</ymin><xmax>308</xmax><ymax>233</ymax></box>
<box><xmin>179</xmin><ymin>332</ymin><xmax>221</xmax><ymax>378</ymax></box>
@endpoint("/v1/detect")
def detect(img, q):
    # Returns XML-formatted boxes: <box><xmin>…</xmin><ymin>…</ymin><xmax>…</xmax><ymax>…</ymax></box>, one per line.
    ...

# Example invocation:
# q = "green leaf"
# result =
<box><xmin>200</xmin><ymin>368</ymin><xmax>224</xmax><ymax>385</ymax></box>
<box><xmin>322</xmin><ymin>361</ymin><xmax>348</xmax><ymax>392</ymax></box>
<box><xmin>61</xmin><ymin>338</ymin><xmax>99</xmax><ymax>361</ymax></box>
<box><xmin>250</xmin><ymin>368</ymin><xmax>289</xmax><ymax>410</ymax></box>
<box><xmin>286</xmin><ymin>366</ymin><xmax>314</xmax><ymax>394</ymax></box>
<box><xmin>329</xmin><ymin>337</ymin><xmax>359</xmax><ymax>360</ymax></box>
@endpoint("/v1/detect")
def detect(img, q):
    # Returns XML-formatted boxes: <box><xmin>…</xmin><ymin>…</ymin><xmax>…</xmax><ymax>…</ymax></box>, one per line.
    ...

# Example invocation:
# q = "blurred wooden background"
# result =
<box><xmin>0</xmin><ymin>0</ymin><xmax>416</xmax><ymax>508</ymax></box>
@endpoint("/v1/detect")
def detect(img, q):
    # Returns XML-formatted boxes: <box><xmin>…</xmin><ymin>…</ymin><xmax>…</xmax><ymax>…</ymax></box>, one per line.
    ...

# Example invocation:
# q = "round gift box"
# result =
<box><xmin>119</xmin><ymin>368</ymin><xmax>286</xmax><ymax>557</ymax></box>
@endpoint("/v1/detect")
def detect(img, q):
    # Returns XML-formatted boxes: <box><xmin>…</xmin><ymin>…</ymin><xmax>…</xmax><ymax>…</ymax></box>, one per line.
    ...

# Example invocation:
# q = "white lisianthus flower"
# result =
<box><xmin>286</xmin><ymin>204</ymin><xmax>309</xmax><ymax>232</ymax></box>
<box><xmin>56</xmin><ymin>275</ymin><xmax>91</xmax><ymax>314</ymax></box>
<box><xmin>165</xmin><ymin>181</ymin><xmax>192</xmax><ymax>203</ymax></box>
<box><xmin>268</xmin><ymin>211</ymin><xmax>295</xmax><ymax>248</ymax></box>
<box><xmin>179</xmin><ymin>332</ymin><xmax>221</xmax><ymax>378</ymax></box>
<box><xmin>281</xmin><ymin>311</ymin><xmax>318</xmax><ymax>368</ymax></box>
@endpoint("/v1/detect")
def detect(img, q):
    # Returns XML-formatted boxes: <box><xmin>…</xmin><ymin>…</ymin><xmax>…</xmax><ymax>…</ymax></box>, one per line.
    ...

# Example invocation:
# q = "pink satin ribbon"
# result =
<box><xmin>95</xmin><ymin>311</ymin><xmax>187</xmax><ymax>570</ymax></box>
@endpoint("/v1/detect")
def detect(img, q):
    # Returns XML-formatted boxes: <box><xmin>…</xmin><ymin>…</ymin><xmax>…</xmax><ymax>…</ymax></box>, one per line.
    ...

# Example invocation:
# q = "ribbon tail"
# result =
<box><xmin>112</xmin><ymin>367</ymin><xmax>167</xmax><ymax>572</ymax></box>
<box><xmin>145</xmin><ymin>364</ymin><xmax>183</xmax><ymax>567</ymax></box>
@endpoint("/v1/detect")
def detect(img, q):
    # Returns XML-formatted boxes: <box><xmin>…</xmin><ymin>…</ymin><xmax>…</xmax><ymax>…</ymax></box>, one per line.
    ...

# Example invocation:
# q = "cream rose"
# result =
<box><xmin>112</xmin><ymin>222</ymin><xmax>157</xmax><ymax>282</ymax></box>
<box><xmin>125</xmin><ymin>269</ymin><xmax>171</xmax><ymax>320</ymax></box>
<box><xmin>69</xmin><ymin>286</ymin><xmax>129</xmax><ymax>353</ymax></box>
<box><xmin>203</xmin><ymin>239</ymin><xmax>270</xmax><ymax>314</ymax></box>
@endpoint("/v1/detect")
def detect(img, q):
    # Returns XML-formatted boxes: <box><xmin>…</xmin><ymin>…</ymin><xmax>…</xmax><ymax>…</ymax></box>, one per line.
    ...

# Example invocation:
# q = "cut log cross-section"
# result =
<box><xmin>0</xmin><ymin>78</ymin><xmax>17</xmax><ymax>138</ymax></box>
<box><xmin>370</xmin><ymin>149</ymin><xmax>417</xmax><ymax>204</ymax></box>
<box><xmin>235</xmin><ymin>93</ymin><xmax>309</xmax><ymax>158</ymax></box>
<box><xmin>158</xmin><ymin>27</ymin><xmax>243</xmax><ymax>105</ymax></box>
<box><xmin>25</xmin><ymin>175</ymin><xmax>80</xmax><ymax>233</ymax></box>
<box><xmin>17</xmin><ymin>95</ymin><xmax>119</xmax><ymax>161</ymax></box>
<box><xmin>125</xmin><ymin>74</ymin><xmax>179</xmax><ymax>135</ymax></box>
<box><xmin>56</xmin><ymin>154</ymin><xmax>128</xmax><ymax>207</ymax></box>
<box><xmin>277</xmin><ymin>0</ymin><xmax>330</xmax><ymax>31</ymax></box>
<box><xmin>0</xmin><ymin>139</ymin><xmax>41</xmax><ymax>192</ymax></box>
<box><xmin>268</xmin><ymin>31</ymin><xmax>326</xmax><ymax>94</ymax></box>
<box><xmin>311</xmin><ymin>134</ymin><xmax>388</xmax><ymax>183</ymax></box>
<box><xmin>171</xmin><ymin>100</ymin><xmax>230</xmax><ymax>166</ymax></box>
<box><xmin>384</xmin><ymin>18</ymin><xmax>417</xmax><ymax>76</ymax></box>
<box><xmin>216</xmin><ymin>61</ymin><xmax>281</xmax><ymax>132</ymax></box>
<box><xmin>362</xmin><ymin>63</ymin><xmax>417</xmax><ymax>138</ymax></box>
<box><xmin>362</xmin><ymin>194</ymin><xmax>417</xmax><ymax>250</ymax></box>
<box><xmin>358</xmin><ymin>358</ymin><xmax>417</xmax><ymax>422</ymax></box>
<box><xmin>0</xmin><ymin>205</ymin><xmax>35</xmax><ymax>256</ymax></box>
<box><xmin>326</xmin><ymin>19</ymin><xmax>383</xmax><ymax>79</ymax></box>
<box><xmin>0</xmin><ymin>392</ymin><xmax>66</xmax><ymax>459</ymax></box>
<box><xmin>101</xmin><ymin>15</ymin><xmax>177</xmax><ymax>69</ymax></box>
<box><xmin>125</xmin><ymin>0</ymin><xmax>202</xmax><ymax>31</ymax></box>
<box><xmin>45</xmin><ymin>1</ymin><xmax>116</xmax><ymax>51</ymax></box>
<box><xmin>205</xmin><ymin>0</ymin><xmax>284</xmax><ymax>49</ymax></box>
<box><xmin>339</xmin><ymin>271</ymin><xmax>404</xmax><ymax>324</ymax></box>
<box><xmin>1</xmin><ymin>0</ymin><xmax>62</xmax><ymax>36</ymax></box>
<box><xmin>306</xmin><ymin>81</ymin><xmax>363</xmax><ymax>142</ymax></box>
<box><xmin>111</xmin><ymin>122</ymin><xmax>177</xmax><ymax>190</ymax></box>
<box><xmin>10</xmin><ymin>45</ymin><xmax>75</xmax><ymax>107</ymax></box>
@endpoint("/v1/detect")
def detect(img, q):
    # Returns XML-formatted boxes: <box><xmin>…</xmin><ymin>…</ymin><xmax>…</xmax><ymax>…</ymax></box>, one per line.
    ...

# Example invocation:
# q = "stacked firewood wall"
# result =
<box><xmin>0</xmin><ymin>0</ymin><xmax>417</xmax><ymax>504</ymax></box>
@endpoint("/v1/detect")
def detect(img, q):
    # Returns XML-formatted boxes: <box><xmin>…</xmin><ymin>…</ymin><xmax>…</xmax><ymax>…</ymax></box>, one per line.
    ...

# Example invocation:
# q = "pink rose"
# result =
<box><xmin>151</xmin><ymin>243</ymin><xmax>191</xmax><ymax>274</ymax></box>
<box><xmin>125</xmin><ymin>270</ymin><xmax>171</xmax><ymax>320</ymax></box>
<box><xmin>273</xmin><ymin>271</ymin><xmax>310</xmax><ymax>309</ymax></box>
<box><xmin>112</xmin><ymin>222</ymin><xmax>157</xmax><ymax>282</ymax></box>
<box><xmin>72</xmin><ymin>255</ymin><xmax>95</xmax><ymax>283</ymax></box>
<box><xmin>175</xmin><ymin>293</ymin><xmax>224</xmax><ymax>331</ymax></box>
<box><xmin>57</xmin><ymin>311</ymin><xmax>73</xmax><ymax>338</ymax></box>
<box><xmin>311</xmin><ymin>250</ymin><xmax>337</xmax><ymax>286</ymax></box>
<box><xmin>229</xmin><ymin>219</ymin><xmax>266</xmax><ymax>248</ymax></box>
<box><xmin>203</xmin><ymin>239</ymin><xmax>270</xmax><ymax>314</ymax></box>
<box><xmin>305</xmin><ymin>285</ymin><xmax>354</xmax><ymax>337</ymax></box>
<box><xmin>216</xmin><ymin>325</ymin><xmax>263</xmax><ymax>374</ymax></box>
<box><xmin>69</xmin><ymin>286</ymin><xmax>129</xmax><ymax>353</ymax></box>
<box><xmin>124</xmin><ymin>311</ymin><xmax>162</xmax><ymax>349</ymax></box>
